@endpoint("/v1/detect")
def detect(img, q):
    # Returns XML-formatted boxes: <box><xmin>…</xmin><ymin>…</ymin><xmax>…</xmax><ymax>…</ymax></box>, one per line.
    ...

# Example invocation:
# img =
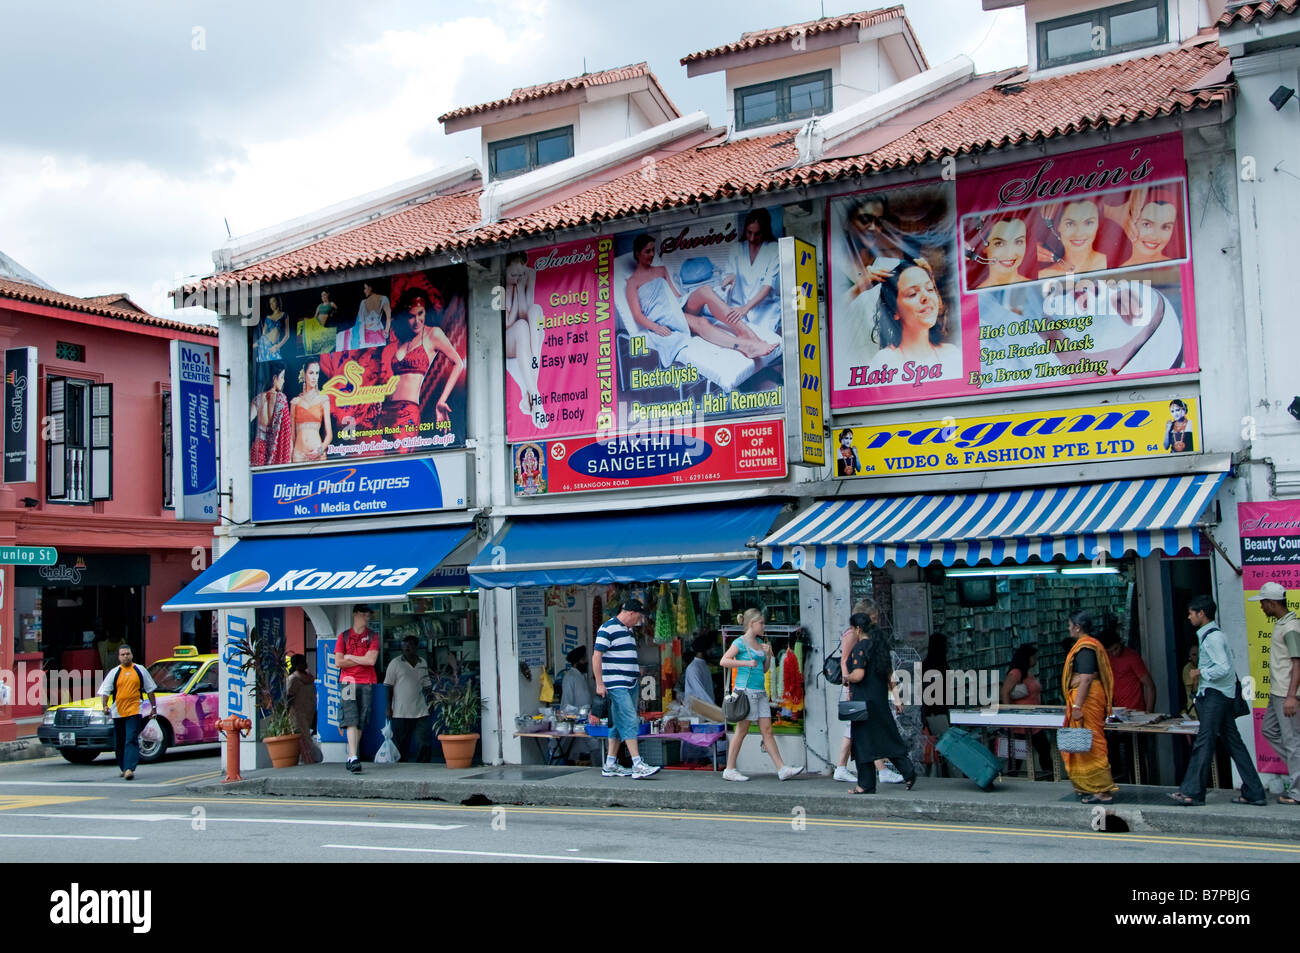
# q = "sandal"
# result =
<box><xmin>905</xmin><ymin>775</ymin><xmax>917</xmax><ymax>791</ymax></box>
<box><xmin>1231</xmin><ymin>796</ymin><xmax>1267</xmax><ymax>806</ymax></box>
<box><xmin>1167</xmin><ymin>792</ymin><xmax>1202</xmax><ymax>806</ymax></box>
<box><xmin>1278</xmin><ymin>795</ymin><xmax>1300</xmax><ymax>805</ymax></box>
<box><xmin>849</xmin><ymin>787</ymin><xmax>874</xmax><ymax>795</ymax></box>
<box><xmin>1079</xmin><ymin>794</ymin><xmax>1114</xmax><ymax>804</ymax></box>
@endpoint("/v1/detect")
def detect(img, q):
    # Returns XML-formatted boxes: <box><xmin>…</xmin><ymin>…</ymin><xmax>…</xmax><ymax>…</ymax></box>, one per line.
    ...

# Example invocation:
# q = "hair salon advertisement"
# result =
<box><xmin>1238</xmin><ymin>501</ymin><xmax>1300</xmax><ymax>774</ymax></box>
<box><xmin>828</xmin><ymin>135</ymin><xmax>1197</xmax><ymax>409</ymax></box>
<box><xmin>247</xmin><ymin>265</ymin><xmax>468</xmax><ymax>469</ymax></box>
<box><xmin>505</xmin><ymin>210</ymin><xmax>790</xmax><ymax>494</ymax></box>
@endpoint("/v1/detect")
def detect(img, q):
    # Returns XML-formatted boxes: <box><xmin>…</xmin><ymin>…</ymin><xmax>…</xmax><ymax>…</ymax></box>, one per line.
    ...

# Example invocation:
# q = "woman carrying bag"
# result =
<box><xmin>844</xmin><ymin>612</ymin><xmax>917</xmax><ymax>794</ymax></box>
<box><xmin>720</xmin><ymin>609</ymin><xmax>804</xmax><ymax>782</ymax></box>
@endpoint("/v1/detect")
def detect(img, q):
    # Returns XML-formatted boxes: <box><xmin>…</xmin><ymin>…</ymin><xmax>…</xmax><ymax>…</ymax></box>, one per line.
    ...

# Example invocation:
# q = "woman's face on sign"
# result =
<box><xmin>895</xmin><ymin>266</ymin><xmax>940</xmax><ymax>333</ymax></box>
<box><xmin>1059</xmin><ymin>201</ymin><xmax>1100</xmax><ymax>249</ymax></box>
<box><xmin>986</xmin><ymin>219</ymin><xmax>1026</xmax><ymax>271</ymax></box>
<box><xmin>1135</xmin><ymin>202</ymin><xmax>1177</xmax><ymax>255</ymax></box>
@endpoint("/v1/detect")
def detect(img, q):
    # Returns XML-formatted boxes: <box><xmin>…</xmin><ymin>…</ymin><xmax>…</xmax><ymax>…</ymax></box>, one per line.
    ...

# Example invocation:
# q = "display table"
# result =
<box><xmin>514</xmin><ymin>730</ymin><xmax>726</xmax><ymax>770</ymax></box>
<box><xmin>949</xmin><ymin>708</ymin><xmax>1212</xmax><ymax>786</ymax></box>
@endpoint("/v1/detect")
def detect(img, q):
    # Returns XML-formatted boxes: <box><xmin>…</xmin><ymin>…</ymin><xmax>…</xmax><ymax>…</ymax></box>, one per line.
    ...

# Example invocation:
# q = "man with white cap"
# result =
<box><xmin>1251</xmin><ymin>582</ymin><xmax>1300</xmax><ymax>803</ymax></box>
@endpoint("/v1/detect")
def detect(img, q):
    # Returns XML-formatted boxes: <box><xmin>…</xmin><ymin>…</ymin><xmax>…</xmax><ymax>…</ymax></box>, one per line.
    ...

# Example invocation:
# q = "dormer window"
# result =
<box><xmin>1037</xmin><ymin>0</ymin><xmax>1166</xmax><ymax>69</ymax></box>
<box><xmin>734</xmin><ymin>69</ymin><xmax>832</xmax><ymax>131</ymax></box>
<box><xmin>488</xmin><ymin>126</ymin><xmax>575</xmax><ymax>179</ymax></box>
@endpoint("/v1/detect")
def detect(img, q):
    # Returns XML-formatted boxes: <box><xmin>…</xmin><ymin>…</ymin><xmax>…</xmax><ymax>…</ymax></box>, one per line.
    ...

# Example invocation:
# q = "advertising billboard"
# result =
<box><xmin>248</xmin><ymin>265</ymin><xmax>468</xmax><ymax>467</ymax></box>
<box><xmin>170</xmin><ymin>340</ymin><xmax>218</xmax><ymax>520</ymax></box>
<box><xmin>828</xmin><ymin>136</ymin><xmax>1197</xmax><ymax>409</ymax></box>
<box><xmin>3</xmin><ymin>346</ymin><xmax>37</xmax><ymax>484</ymax></box>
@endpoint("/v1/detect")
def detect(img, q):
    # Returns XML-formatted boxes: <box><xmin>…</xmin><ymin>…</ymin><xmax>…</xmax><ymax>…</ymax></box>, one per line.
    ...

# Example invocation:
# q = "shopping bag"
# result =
<box><xmin>139</xmin><ymin>718</ymin><xmax>163</xmax><ymax>745</ymax></box>
<box><xmin>374</xmin><ymin>719</ymin><xmax>401</xmax><ymax>764</ymax></box>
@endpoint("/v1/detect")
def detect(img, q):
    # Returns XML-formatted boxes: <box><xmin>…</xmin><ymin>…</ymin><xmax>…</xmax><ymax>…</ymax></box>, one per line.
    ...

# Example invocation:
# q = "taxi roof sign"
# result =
<box><xmin>170</xmin><ymin>645</ymin><xmax>199</xmax><ymax>657</ymax></box>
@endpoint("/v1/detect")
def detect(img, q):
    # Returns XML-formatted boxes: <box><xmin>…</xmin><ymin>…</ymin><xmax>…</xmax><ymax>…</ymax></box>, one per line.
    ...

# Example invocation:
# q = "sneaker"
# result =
<box><xmin>778</xmin><ymin>765</ymin><xmax>805</xmax><ymax>781</ymax></box>
<box><xmin>631</xmin><ymin>762</ymin><xmax>661</xmax><ymax>779</ymax></box>
<box><xmin>722</xmin><ymin>768</ymin><xmax>749</xmax><ymax>782</ymax></box>
<box><xmin>878</xmin><ymin>767</ymin><xmax>905</xmax><ymax>784</ymax></box>
<box><xmin>833</xmin><ymin>766</ymin><xmax>858</xmax><ymax>783</ymax></box>
<box><xmin>346</xmin><ymin>758</ymin><xmax>362</xmax><ymax>774</ymax></box>
<box><xmin>602</xmin><ymin>763</ymin><xmax>633</xmax><ymax>777</ymax></box>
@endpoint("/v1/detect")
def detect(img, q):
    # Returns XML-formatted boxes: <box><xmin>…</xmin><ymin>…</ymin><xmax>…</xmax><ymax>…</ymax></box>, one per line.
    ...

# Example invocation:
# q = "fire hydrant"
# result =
<box><xmin>216</xmin><ymin>715</ymin><xmax>252</xmax><ymax>783</ymax></box>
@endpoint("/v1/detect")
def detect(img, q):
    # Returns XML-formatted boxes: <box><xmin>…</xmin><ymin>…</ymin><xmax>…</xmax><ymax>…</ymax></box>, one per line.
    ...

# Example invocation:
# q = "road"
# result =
<box><xmin>1</xmin><ymin>748</ymin><xmax>1296</xmax><ymax>863</ymax></box>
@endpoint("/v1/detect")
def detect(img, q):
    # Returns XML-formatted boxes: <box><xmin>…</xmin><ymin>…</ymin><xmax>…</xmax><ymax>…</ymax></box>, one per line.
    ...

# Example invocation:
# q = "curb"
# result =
<box><xmin>185</xmin><ymin>774</ymin><xmax>1300</xmax><ymax>841</ymax></box>
<box><xmin>0</xmin><ymin>740</ymin><xmax>59</xmax><ymax>764</ymax></box>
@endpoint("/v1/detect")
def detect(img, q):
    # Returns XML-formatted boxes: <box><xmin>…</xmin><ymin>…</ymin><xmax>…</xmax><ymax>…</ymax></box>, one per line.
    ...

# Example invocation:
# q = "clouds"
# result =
<box><xmin>0</xmin><ymin>1</ymin><xmax>1026</xmax><ymax>313</ymax></box>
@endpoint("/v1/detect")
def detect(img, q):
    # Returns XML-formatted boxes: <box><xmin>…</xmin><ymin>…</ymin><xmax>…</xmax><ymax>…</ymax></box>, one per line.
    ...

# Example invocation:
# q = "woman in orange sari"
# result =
<box><xmin>1061</xmin><ymin>611</ymin><xmax>1118</xmax><ymax>804</ymax></box>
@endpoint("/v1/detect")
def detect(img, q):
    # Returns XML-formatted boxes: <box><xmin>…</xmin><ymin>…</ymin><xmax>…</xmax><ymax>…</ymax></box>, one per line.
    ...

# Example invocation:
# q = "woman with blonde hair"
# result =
<box><xmin>720</xmin><ymin>609</ymin><xmax>804</xmax><ymax>782</ymax></box>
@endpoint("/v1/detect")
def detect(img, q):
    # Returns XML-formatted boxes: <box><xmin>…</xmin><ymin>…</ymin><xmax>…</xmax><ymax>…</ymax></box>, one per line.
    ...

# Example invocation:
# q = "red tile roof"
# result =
<box><xmin>209</xmin><ymin>43</ymin><xmax>1231</xmax><ymax>287</ymax></box>
<box><xmin>438</xmin><ymin>62</ymin><xmax>677</xmax><ymax>123</ymax></box>
<box><xmin>681</xmin><ymin>6</ymin><xmax>923</xmax><ymax>66</ymax></box>
<box><xmin>0</xmin><ymin>277</ymin><xmax>217</xmax><ymax>336</ymax></box>
<box><xmin>1218</xmin><ymin>1</ymin><xmax>1300</xmax><ymax>26</ymax></box>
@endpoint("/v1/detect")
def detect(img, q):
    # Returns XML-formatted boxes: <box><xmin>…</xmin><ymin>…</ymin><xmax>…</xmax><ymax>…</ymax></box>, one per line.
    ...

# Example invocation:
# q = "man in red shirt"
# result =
<box><xmin>1100</xmin><ymin>629</ymin><xmax>1156</xmax><ymax>782</ymax></box>
<box><xmin>334</xmin><ymin>604</ymin><xmax>379</xmax><ymax>773</ymax></box>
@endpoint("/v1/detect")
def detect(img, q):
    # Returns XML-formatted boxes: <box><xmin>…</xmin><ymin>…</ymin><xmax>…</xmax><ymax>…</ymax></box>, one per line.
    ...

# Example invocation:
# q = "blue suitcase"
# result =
<box><xmin>936</xmin><ymin>726</ymin><xmax>1001</xmax><ymax>791</ymax></box>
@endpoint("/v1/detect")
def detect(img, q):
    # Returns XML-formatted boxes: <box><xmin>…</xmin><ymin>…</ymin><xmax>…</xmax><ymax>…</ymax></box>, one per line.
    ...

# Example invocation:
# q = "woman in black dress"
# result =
<box><xmin>845</xmin><ymin>612</ymin><xmax>917</xmax><ymax>794</ymax></box>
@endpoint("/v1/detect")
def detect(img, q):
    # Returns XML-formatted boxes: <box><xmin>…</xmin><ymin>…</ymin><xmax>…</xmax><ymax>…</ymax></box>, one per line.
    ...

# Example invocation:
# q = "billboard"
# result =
<box><xmin>828</xmin><ymin>136</ymin><xmax>1197</xmax><ymax>409</ymax></box>
<box><xmin>1238</xmin><ymin>501</ymin><xmax>1300</xmax><ymax>775</ymax></box>
<box><xmin>170</xmin><ymin>341</ymin><xmax>218</xmax><ymax>520</ymax></box>
<box><xmin>836</xmin><ymin>397</ymin><xmax>1201</xmax><ymax>478</ymax></box>
<box><xmin>251</xmin><ymin>454</ymin><xmax>469</xmax><ymax>522</ymax></box>
<box><xmin>248</xmin><ymin>265</ymin><xmax>468</xmax><ymax>467</ymax></box>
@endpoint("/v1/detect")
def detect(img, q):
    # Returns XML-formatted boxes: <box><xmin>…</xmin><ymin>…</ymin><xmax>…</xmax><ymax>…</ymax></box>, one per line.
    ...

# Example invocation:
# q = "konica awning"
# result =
<box><xmin>164</xmin><ymin>527</ymin><xmax>470</xmax><ymax>611</ymax></box>
<box><xmin>762</xmin><ymin>473</ymin><xmax>1227</xmax><ymax>569</ymax></box>
<box><xmin>469</xmin><ymin>503</ymin><xmax>784</xmax><ymax>589</ymax></box>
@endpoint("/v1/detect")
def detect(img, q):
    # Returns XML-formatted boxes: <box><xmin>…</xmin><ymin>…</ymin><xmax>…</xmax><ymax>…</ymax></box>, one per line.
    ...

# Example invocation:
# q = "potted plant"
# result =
<box><xmin>429</xmin><ymin>680</ymin><xmax>482</xmax><ymax>769</ymax></box>
<box><xmin>229</xmin><ymin>630</ymin><xmax>301</xmax><ymax>769</ymax></box>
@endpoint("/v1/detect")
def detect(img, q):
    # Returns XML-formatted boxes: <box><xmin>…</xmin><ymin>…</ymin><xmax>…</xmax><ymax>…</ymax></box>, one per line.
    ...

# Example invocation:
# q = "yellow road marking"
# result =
<box><xmin>163</xmin><ymin>770</ymin><xmax>222</xmax><ymax>786</ymax></box>
<box><xmin>0</xmin><ymin>794</ymin><xmax>104</xmax><ymax>811</ymax></box>
<box><xmin>0</xmin><ymin>757</ymin><xmax>60</xmax><ymax>767</ymax></box>
<box><xmin>153</xmin><ymin>796</ymin><xmax>1300</xmax><ymax>855</ymax></box>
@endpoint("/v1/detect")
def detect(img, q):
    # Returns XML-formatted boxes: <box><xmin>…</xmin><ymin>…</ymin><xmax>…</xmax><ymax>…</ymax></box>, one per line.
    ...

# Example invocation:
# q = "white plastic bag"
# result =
<box><xmin>139</xmin><ymin>717</ymin><xmax>163</xmax><ymax>745</ymax></box>
<box><xmin>374</xmin><ymin>719</ymin><xmax>401</xmax><ymax>764</ymax></box>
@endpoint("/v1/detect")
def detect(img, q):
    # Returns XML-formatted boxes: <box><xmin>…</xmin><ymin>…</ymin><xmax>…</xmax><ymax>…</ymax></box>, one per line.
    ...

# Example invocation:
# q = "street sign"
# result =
<box><xmin>0</xmin><ymin>545</ymin><xmax>57</xmax><ymax>565</ymax></box>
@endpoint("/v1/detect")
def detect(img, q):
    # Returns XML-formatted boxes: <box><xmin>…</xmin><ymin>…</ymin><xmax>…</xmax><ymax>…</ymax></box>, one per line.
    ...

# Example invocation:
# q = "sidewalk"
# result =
<box><xmin>188</xmin><ymin>763</ymin><xmax>1300</xmax><ymax>840</ymax></box>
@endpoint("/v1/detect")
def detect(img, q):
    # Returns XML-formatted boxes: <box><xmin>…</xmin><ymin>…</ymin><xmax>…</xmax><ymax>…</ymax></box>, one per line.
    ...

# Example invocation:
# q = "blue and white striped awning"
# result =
<box><xmin>762</xmin><ymin>473</ymin><xmax>1227</xmax><ymax>570</ymax></box>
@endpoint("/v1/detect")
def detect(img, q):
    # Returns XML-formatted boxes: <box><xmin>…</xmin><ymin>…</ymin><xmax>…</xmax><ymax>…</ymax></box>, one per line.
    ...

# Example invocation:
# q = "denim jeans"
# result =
<box><xmin>114</xmin><ymin>715</ymin><xmax>142</xmax><ymax>773</ymax></box>
<box><xmin>1178</xmin><ymin>687</ymin><xmax>1265</xmax><ymax>802</ymax></box>
<box><xmin>606</xmin><ymin>687</ymin><xmax>639</xmax><ymax>743</ymax></box>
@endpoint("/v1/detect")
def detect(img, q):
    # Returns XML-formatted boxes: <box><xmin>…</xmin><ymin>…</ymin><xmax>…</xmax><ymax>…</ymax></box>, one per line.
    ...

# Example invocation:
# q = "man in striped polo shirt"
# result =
<box><xmin>593</xmin><ymin>599</ymin><xmax>660</xmax><ymax>778</ymax></box>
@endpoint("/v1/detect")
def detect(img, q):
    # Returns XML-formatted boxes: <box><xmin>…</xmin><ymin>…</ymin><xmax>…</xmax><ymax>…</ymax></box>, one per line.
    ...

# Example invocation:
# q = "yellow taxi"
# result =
<box><xmin>38</xmin><ymin>646</ymin><xmax>220</xmax><ymax>764</ymax></box>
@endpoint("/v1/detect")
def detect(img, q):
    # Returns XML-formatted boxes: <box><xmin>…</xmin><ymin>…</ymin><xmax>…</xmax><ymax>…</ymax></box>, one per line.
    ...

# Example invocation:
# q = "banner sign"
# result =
<box><xmin>517</xmin><ymin>588</ymin><xmax>548</xmax><ymax>668</ymax></box>
<box><xmin>248</xmin><ymin>265</ymin><xmax>468</xmax><ymax>467</ymax></box>
<box><xmin>251</xmin><ymin>454</ymin><xmax>469</xmax><ymax>523</ymax></box>
<box><xmin>1238</xmin><ymin>500</ymin><xmax>1300</xmax><ymax>775</ymax></box>
<box><xmin>504</xmin><ymin>208</ymin><xmax>788</xmax><ymax>446</ymax></box>
<box><xmin>836</xmin><ymin>397</ymin><xmax>1200</xmax><ymax>478</ymax></box>
<box><xmin>4</xmin><ymin>347</ymin><xmax>38</xmax><ymax>484</ymax></box>
<box><xmin>781</xmin><ymin>238</ymin><xmax>825</xmax><ymax>466</ymax></box>
<box><xmin>828</xmin><ymin>135</ymin><xmax>1197</xmax><ymax>409</ymax></box>
<box><xmin>317</xmin><ymin>636</ymin><xmax>345</xmax><ymax>744</ymax></box>
<box><xmin>512</xmin><ymin>418</ymin><xmax>786</xmax><ymax>496</ymax></box>
<box><xmin>170</xmin><ymin>341</ymin><xmax>218</xmax><ymax>520</ymax></box>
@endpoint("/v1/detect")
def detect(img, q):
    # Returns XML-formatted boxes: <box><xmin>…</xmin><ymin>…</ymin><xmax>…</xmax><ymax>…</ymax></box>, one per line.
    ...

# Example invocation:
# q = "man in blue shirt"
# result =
<box><xmin>593</xmin><ymin>599</ymin><xmax>660</xmax><ymax>779</ymax></box>
<box><xmin>1169</xmin><ymin>595</ymin><xmax>1267</xmax><ymax>806</ymax></box>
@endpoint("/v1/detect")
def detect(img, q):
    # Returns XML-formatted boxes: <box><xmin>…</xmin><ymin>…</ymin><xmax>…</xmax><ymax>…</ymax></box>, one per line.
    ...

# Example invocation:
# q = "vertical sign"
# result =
<box><xmin>796</xmin><ymin>239</ymin><xmax>823</xmax><ymax>465</ymax></box>
<box><xmin>170</xmin><ymin>341</ymin><xmax>217</xmax><ymax>521</ymax></box>
<box><xmin>517</xmin><ymin>587</ymin><xmax>548</xmax><ymax>669</ymax></box>
<box><xmin>1238</xmin><ymin>501</ymin><xmax>1300</xmax><ymax>774</ymax></box>
<box><xmin>3</xmin><ymin>347</ymin><xmax>37</xmax><ymax>483</ymax></box>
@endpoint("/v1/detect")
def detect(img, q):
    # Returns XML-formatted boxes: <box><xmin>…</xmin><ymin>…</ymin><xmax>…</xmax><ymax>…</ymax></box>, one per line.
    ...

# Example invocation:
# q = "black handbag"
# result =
<box><xmin>838</xmin><ymin>700</ymin><xmax>869</xmax><ymax>721</ymax></box>
<box><xmin>722</xmin><ymin>690</ymin><xmax>751</xmax><ymax>723</ymax></box>
<box><xmin>822</xmin><ymin>651</ymin><xmax>843</xmax><ymax>686</ymax></box>
<box><xmin>590</xmin><ymin>693</ymin><xmax>610</xmax><ymax>720</ymax></box>
<box><xmin>1233</xmin><ymin>678</ymin><xmax>1250</xmax><ymax>719</ymax></box>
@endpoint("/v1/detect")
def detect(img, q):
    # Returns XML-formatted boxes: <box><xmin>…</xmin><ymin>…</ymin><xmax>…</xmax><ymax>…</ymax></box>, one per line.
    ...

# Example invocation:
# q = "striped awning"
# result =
<box><xmin>762</xmin><ymin>473</ymin><xmax>1227</xmax><ymax>570</ymax></box>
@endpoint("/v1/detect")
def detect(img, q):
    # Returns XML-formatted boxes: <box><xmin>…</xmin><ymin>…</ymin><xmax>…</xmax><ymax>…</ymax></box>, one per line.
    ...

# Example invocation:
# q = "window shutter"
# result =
<box><xmin>91</xmin><ymin>383</ymin><xmax>112</xmax><ymax>500</ymax></box>
<box><xmin>46</xmin><ymin>377</ymin><xmax>67</xmax><ymax>500</ymax></box>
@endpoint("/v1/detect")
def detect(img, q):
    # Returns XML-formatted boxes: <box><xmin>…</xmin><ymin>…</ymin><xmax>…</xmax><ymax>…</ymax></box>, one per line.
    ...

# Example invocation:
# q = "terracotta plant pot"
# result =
<box><xmin>437</xmin><ymin>733</ymin><xmax>480</xmax><ymax>769</ymax></box>
<box><xmin>264</xmin><ymin>733</ymin><xmax>302</xmax><ymax>769</ymax></box>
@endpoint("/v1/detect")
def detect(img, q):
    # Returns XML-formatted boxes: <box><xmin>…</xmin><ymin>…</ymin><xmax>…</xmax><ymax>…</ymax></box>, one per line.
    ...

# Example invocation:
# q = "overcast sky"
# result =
<box><xmin>0</xmin><ymin>0</ymin><xmax>1025</xmax><ymax>316</ymax></box>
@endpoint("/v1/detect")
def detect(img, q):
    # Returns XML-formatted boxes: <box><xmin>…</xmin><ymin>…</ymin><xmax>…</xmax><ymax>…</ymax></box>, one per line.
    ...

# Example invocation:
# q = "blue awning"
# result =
<box><xmin>164</xmin><ymin>527</ymin><xmax>470</xmax><ymax>611</ymax></box>
<box><xmin>470</xmin><ymin>503</ymin><xmax>784</xmax><ymax>589</ymax></box>
<box><xmin>762</xmin><ymin>473</ymin><xmax>1227</xmax><ymax>570</ymax></box>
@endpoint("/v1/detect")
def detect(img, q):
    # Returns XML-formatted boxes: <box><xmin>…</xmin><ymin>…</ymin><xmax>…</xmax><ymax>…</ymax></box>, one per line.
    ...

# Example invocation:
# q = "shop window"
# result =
<box><xmin>162</xmin><ymin>389</ymin><xmax>173</xmax><ymax>510</ymax></box>
<box><xmin>46</xmin><ymin>377</ymin><xmax>113</xmax><ymax>505</ymax></box>
<box><xmin>488</xmin><ymin>126</ymin><xmax>574</xmax><ymax>180</ymax></box>
<box><xmin>734</xmin><ymin>70</ymin><xmax>831</xmax><ymax>131</ymax></box>
<box><xmin>1037</xmin><ymin>0</ymin><xmax>1165</xmax><ymax>69</ymax></box>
